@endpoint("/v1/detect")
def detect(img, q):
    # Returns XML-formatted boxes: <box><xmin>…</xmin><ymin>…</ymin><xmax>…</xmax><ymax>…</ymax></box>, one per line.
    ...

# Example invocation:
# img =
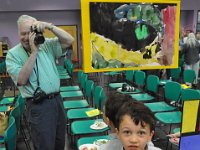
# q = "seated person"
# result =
<box><xmin>115</xmin><ymin>100</ymin><xmax>161</xmax><ymax>150</ymax></box>
<box><xmin>100</xmin><ymin>92</ymin><xmax>158</xmax><ymax>150</ymax></box>
<box><xmin>167</xmin><ymin>132</ymin><xmax>180</xmax><ymax>146</ymax></box>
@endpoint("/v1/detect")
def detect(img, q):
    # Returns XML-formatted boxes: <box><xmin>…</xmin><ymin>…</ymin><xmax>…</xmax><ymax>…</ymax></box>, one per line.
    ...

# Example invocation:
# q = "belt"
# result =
<box><xmin>26</xmin><ymin>92</ymin><xmax>60</xmax><ymax>101</ymax></box>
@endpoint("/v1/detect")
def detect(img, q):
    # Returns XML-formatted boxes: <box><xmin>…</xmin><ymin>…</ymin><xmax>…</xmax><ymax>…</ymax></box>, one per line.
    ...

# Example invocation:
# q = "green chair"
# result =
<box><xmin>77</xmin><ymin>135</ymin><xmax>111</xmax><ymax>149</ymax></box>
<box><xmin>66</xmin><ymin>85</ymin><xmax>104</xmax><ymax>122</ymax></box>
<box><xmin>70</xmin><ymin>87</ymin><xmax>108</xmax><ymax>147</ymax></box>
<box><xmin>0</xmin><ymin>116</ymin><xmax>17</xmax><ymax>150</ymax></box>
<box><xmin>116</xmin><ymin>70</ymin><xmax>145</xmax><ymax>94</ymax></box>
<box><xmin>170</xmin><ymin>67</ymin><xmax>181</xmax><ymax>82</ymax></box>
<box><xmin>70</xmin><ymin>119</ymin><xmax>109</xmax><ymax>147</ymax></box>
<box><xmin>0</xmin><ymin>97</ymin><xmax>16</xmax><ymax>113</ymax></box>
<box><xmin>145</xmin><ymin>81</ymin><xmax>182</xmax><ymax>112</ymax></box>
<box><xmin>130</xmin><ymin>75</ymin><xmax>159</xmax><ymax>102</ymax></box>
<box><xmin>183</xmin><ymin>69</ymin><xmax>196</xmax><ymax>84</ymax></box>
<box><xmin>154</xmin><ymin>88</ymin><xmax>200</xmax><ymax>134</ymax></box>
<box><xmin>159</xmin><ymin>67</ymin><xmax>181</xmax><ymax>85</ymax></box>
<box><xmin>60</xmin><ymin>72</ymin><xmax>86</xmax><ymax>99</ymax></box>
<box><xmin>104</xmin><ymin>71</ymin><xmax>123</xmax><ymax>83</ymax></box>
<box><xmin>10</xmin><ymin>101</ymin><xmax>21</xmax><ymax>131</ymax></box>
<box><xmin>0</xmin><ymin>97</ymin><xmax>14</xmax><ymax>105</ymax></box>
<box><xmin>61</xmin><ymin>80</ymin><xmax>94</xmax><ymax>110</ymax></box>
<box><xmin>66</xmin><ymin>85</ymin><xmax>104</xmax><ymax>133</ymax></box>
<box><xmin>60</xmin><ymin>71</ymin><xmax>83</xmax><ymax>92</ymax></box>
<box><xmin>108</xmin><ymin>70</ymin><xmax>135</xmax><ymax>89</ymax></box>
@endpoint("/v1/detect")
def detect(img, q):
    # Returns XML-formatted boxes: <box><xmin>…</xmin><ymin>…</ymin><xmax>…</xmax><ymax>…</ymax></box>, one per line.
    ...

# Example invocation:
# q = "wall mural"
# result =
<box><xmin>81</xmin><ymin>0</ymin><xmax>180</xmax><ymax>72</ymax></box>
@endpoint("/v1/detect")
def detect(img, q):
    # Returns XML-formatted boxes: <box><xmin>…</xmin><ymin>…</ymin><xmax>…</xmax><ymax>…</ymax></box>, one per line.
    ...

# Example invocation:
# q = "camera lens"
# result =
<box><xmin>30</xmin><ymin>26</ymin><xmax>45</xmax><ymax>45</ymax></box>
<box><xmin>34</xmin><ymin>33</ymin><xmax>45</xmax><ymax>45</ymax></box>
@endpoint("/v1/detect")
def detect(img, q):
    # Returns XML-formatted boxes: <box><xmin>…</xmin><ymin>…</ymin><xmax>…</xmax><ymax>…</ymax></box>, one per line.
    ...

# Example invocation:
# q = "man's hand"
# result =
<box><xmin>33</xmin><ymin>21</ymin><xmax>53</xmax><ymax>33</ymax></box>
<box><xmin>29</xmin><ymin>32</ymin><xmax>39</xmax><ymax>53</ymax></box>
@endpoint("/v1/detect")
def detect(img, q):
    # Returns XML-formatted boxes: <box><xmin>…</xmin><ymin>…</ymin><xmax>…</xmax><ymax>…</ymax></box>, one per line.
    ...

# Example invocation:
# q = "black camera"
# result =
<box><xmin>33</xmin><ymin>87</ymin><xmax>46</xmax><ymax>104</ymax></box>
<box><xmin>30</xmin><ymin>26</ymin><xmax>45</xmax><ymax>45</ymax></box>
<box><xmin>121</xmin><ymin>84</ymin><xmax>135</xmax><ymax>92</ymax></box>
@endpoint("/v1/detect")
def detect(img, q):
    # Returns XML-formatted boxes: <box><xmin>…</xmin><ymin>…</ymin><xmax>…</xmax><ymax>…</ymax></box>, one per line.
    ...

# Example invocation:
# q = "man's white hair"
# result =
<box><xmin>186</xmin><ymin>32</ymin><xmax>197</xmax><ymax>47</ymax></box>
<box><xmin>17</xmin><ymin>15</ymin><xmax>37</xmax><ymax>26</ymax></box>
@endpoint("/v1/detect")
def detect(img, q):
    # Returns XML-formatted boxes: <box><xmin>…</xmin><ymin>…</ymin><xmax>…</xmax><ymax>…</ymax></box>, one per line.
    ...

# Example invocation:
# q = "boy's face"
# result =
<box><xmin>116</xmin><ymin>115</ymin><xmax>154</xmax><ymax>150</ymax></box>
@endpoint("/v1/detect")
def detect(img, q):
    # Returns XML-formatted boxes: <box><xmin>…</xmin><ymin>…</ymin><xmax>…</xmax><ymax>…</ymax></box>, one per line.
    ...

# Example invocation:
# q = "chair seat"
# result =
<box><xmin>155</xmin><ymin>111</ymin><xmax>182</xmax><ymax>124</ymax></box>
<box><xmin>59</xmin><ymin>74</ymin><xmax>70</xmax><ymax>79</ymax></box>
<box><xmin>61</xmin><ymin>91</ymin><xmax>83</xmax><ymax>98</ymax></box>
<box><xmin>60</xmin><ymin>86</ymin><xmax>80</xmax><ymax>92</ymax></box>
<box><xmin>63</xmin><ymin>100</ymin><xmax>89</xmax><ymax>109</ymax></box>
<box><xmin>0</xmin><ymin>105</ymin><xmax>9</xmax><ymax>112</ymax></box>
<box><xmin>67</xmin><ymin>107</ymin><xmax>95</xmax><ymax>119</ymax></box>
<box><xmin>130</xmin><ymin>93</ymin><xmax>154</xmax><ymax>101</ymax></box>
<box><xmin>173</xmin><ymin>127</ymin><xmax>180</xmax><ymax>133</ymax></box>
<box><xmin>71</xmin><ymin>119</ymin><xmax>109</xmax><ymax>134</ymax></box>
<box><xmin>0</xmin><ymin>97</ymin><xmax>14</xmax><ymax>105</ymax></box>
<box><xmin>108</xmin><ymin>82</ymin><xmax>126</xmax><ymax>89</ymax></box>
<box><xmin>145</xmin><ymin>102</ymin><xmax>176</xmax><ymax>112</ymax></box>
<box><xmin>77</xmin><ymin>135</ymin><xmax>111</xmax><ymax>148</ymax></box>
<box><xmin>116</xmin><ymin>88</ymin><xmax>142</xmax><ymax>94</ymax></box>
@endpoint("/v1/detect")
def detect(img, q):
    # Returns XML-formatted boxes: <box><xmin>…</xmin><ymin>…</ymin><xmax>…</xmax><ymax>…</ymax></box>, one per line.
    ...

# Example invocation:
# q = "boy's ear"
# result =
<box><xmin>115</xmin><ymin>128</ymin><xmax>120</xmax><ymax>138</ymax></box>
<box><xmin>148</xmin><ymin>130</ymin><xmax>155</xmax><ymax>142</ymax></box>
<box><xmin>104</xmin><ymin>116</ymin><xmax>110</xmax><ymax>125</ymax></box>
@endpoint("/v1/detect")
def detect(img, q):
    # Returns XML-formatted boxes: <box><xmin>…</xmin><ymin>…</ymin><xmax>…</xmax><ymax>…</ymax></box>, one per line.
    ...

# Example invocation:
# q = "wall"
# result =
<box><xmin>181</xmin><ymin>0</ymin><xmax>200</xmax><ymax>32</ymax></box>
<box><xmin>0</xmin><ymin>0</ymin><xmax>200</xmax><ymax>63</ymax></box>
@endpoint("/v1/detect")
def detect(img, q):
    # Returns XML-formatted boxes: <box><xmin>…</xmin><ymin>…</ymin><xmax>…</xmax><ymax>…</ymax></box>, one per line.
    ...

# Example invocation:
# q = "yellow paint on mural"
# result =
<box><xmin>182</xmin><ymin>100</ymin><xmax>199</xmax><ymax>133</ymax></box>
<box><xmin>91</xmin><ymin>32</ymin><xmax>159</xmax><ymax>65</ymax></box>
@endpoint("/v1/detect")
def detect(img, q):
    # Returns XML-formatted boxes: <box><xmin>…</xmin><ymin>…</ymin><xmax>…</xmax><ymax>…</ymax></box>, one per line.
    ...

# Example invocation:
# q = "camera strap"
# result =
<box><xmin>33</xmin><ymin>60</ymin><xmax>41</xmax><ymax>95</ymax></box>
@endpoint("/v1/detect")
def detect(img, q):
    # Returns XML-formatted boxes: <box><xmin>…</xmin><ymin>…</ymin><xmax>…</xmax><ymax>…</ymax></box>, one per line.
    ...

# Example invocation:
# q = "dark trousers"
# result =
<box><xmin>26</xmin><ymin>95</ymin><xmax>66</xmax><ymax>150</ymax></box>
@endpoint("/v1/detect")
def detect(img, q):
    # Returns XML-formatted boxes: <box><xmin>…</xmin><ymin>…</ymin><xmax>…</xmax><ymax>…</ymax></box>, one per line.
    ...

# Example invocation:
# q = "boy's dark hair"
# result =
<box><xmin>115</xmin><ymin>100</ymin><xmax>156</xmax><ymax>132</ymax></box>
<box><xmin>105</xmin><ymin>91</ymin><xmax>132</xmax><ymax>125</ymax></box>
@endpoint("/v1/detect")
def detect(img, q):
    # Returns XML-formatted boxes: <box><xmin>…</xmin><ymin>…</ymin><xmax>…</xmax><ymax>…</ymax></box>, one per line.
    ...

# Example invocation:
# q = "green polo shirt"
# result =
<box><xmin>6</xmin><ymin>37</ymin><xmax>63</xmax><ymax>98</ymax></box>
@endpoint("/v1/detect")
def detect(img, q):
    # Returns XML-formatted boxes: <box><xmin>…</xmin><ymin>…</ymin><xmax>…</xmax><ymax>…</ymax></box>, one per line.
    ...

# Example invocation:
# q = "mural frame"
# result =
<box><xmin>81</xmin><ymin>0</ymin><xmax>180</xmax><ymax>73</ymax></box>
<box><xmin>44</xmin><ymin>25</ymin><xmax>78</xmax><ymax>61</ymax></box>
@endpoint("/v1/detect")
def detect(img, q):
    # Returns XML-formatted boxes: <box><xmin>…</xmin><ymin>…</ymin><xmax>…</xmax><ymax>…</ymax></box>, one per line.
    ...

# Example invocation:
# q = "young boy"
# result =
<box><xmin>100</xmin><ymin>92</ymin><xmax>131</xmax><ymax>150</ymax></box>
<box><xmin>100</xmin><ymin>92</ymin><xmax>158</xmax><ymax>150</ymax></box>
<box><xmin>115</xmin><ymin>100</ymin><xmax>161</xmax><ymax>150</ymax></box>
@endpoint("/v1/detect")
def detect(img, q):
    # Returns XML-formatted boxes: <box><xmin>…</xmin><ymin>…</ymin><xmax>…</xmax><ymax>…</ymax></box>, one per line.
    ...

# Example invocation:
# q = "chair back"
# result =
<box><xmin>77</xmin><ymin>71</ymin><xmax>84</xmax><ymax>84</ymax></box>
<box><xmin>183</xmin><ymin>69</ymin><xmax>196</xmax><ymax>84</ymax></box>
<box><xmin>94</xmin><ymin>86</ymin><xmax>105</xmax><ymax>111</ymax></box>
<box><xmin>134</xmin><ymin>70</ymin><xmax>146</xmax><ymax>87</ymax></box>
<box><xmin>182</xmin><ymin>89</ymin><xmax>200</xmax><ymax>101</ymax></box>
<box><xmin>165</xmin><ymin>81</ymin><xmax>182</xmax><ymax>102</ymax></box>
<box><xmin>10</xmin><ymin>101</ymin><xmax>21</xmax><ymax>131</ymax></box>
<box><xmin>64</xmin><ymin>59</ymin><xmax>72</xmax><ymax>69</ymax></box>
<box><xmin>146</xmin><ymin>75</ymin><xmax>159</xmax><ymax>93</ymax></box>
<box><xmin>80</xmin><ymin>73</ymin><xmax>88</xmax><ymax>92</ymax></box>
<box><xmin>16</xmin><ymin>95</ymin><xmax>25</xmax><ymax>116</ymax></box>
<box><xmin>85</xmin><ymin>80</ymin><xmax>94</xmax><ymax>105</ymax></box>
<box><xmin>4</xmin><ymin>116</ymin><xmax>17</xmax><ymax>150</ymax></box>
<box><xmin>125</xmin><ymin>70</ymin><xmax>135</xmax><ymax>83</ymax></box>
<box><xmin>66</xmin><ymin>63</ymin><xmax>73</xmax><ymax>77</ymax></box>
<box><xmin>170</xmin><ymin>67</ymin><xmax>181</xmax><ymax>81</ymax></box>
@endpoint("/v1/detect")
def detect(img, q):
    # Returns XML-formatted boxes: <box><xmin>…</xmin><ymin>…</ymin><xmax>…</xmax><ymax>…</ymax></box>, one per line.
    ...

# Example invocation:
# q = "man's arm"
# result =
<box><xmin>35</xmin><ymin>21</ymin><xmax>74</xmax><ymax>49</ymax></box>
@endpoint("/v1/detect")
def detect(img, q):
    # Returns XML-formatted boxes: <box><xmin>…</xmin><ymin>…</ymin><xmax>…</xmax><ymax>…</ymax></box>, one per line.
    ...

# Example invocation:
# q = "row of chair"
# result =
<box><xmin>107</xmin><ymin>69</ymin><xmax>200</xmax><ymax>148</ymax></box>
<box><xmin>0</xmin><ymin>95</ymin><xmax>30</xmax><ymax>150</ymax></box>
<box><xmin>57</xmin><ymin>66</ymin><xmax>111</xmax><ymax>149</ymax></box>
